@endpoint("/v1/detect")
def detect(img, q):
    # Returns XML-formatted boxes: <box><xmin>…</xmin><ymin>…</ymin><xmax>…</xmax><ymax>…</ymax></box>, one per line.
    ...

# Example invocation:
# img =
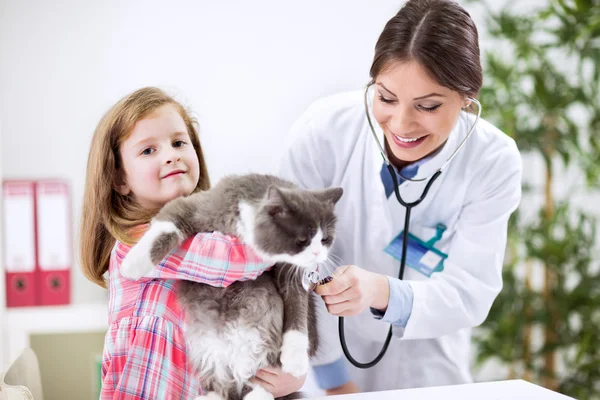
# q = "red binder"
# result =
<box><xmin>35</xmin><ymin>180</ymin><xmax>71</xmax><ymax>306</ymax></box>
<box><xmin>3</xmin><ymin>181</ymin><xmax>38</xmax><ymax>307</ymax></box>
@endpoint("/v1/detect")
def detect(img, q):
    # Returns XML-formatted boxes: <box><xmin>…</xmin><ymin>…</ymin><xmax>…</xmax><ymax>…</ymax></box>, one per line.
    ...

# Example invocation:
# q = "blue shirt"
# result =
<box><xmin>379</xmin><ymin>161</ymin><xmax>419</xmax><ymax>198</ymax></box>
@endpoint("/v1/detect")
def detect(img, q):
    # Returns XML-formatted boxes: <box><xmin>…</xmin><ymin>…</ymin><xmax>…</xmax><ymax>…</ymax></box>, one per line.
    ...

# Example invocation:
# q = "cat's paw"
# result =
<box><xmin>194</xmin><ymin>392</ymin><xmax>224</xmax><ymax>400</ymax></box>
<box><xmin>280</xmin><ymin>330</ymin><xmax>309</xmax><ymax>377</ymax></box>
<box><xmin>120</xmin><ymin>220</ymin><xmax>180</xmax><ymax>279</ymax></box>
<box><xmin>120</xmin><ymin>237</ymin><xmax>155</xmax><ymax>280</ymax></box>
<box><xmin>244</xmin><ymin>385</ymin><xmax>274</xmax><ymax>400</ymax></box>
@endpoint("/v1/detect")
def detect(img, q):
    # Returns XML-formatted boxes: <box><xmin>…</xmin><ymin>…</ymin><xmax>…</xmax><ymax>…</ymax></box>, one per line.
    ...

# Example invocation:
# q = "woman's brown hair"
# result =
<box><xmin>79</xmin><ymin>87</ymin><xmax>210</xmax><ymax>288</ymax></box>
<box><xmin>370</xmin><ymin>0</ymin><xmax>482</xmax><ymax>99</ymax></box>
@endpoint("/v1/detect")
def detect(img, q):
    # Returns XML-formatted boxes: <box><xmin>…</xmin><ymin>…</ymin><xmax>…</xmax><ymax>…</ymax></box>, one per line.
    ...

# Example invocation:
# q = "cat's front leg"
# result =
<box><xmin>121</xmin><ymin>193</ymin><xmax>214</xmax><ymax>279</ymax></box>
<box><xmin>273</xmin><ymin>265</ymin><xmax>311</xmax><ymax>378</ymax></box>
<box><xmin>120</xmin><ymin>220</ymin><xmax>184</xmax><ymax>279</ymax></box>
<box><xmin>280</xmin><ymin>330</ymin><xmax>310</xmax><ymax>378</ymax></box>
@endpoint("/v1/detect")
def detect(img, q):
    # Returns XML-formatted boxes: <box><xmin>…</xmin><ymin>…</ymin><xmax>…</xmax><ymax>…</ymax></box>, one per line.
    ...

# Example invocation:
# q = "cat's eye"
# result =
<box><xmin>321</xmin><ymin>237</ymin><xmax>332</xmax><ymax>245</ymax></box>
<box><xmin>296</xmin><ymin>238</ymin><xmax>309</xmax><ymax>247</ymax></box>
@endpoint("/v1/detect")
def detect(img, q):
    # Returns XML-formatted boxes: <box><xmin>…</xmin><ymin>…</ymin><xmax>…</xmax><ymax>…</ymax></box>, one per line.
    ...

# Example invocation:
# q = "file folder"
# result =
<box><xmin>3</xmin><ymin>181</ymin><xmax>38</xmax><ymax>307</ymax></box>
<box><xmin>35</xmin><ymin>180</ymin><xmax>71</xmax><ymax>306</ymax></box>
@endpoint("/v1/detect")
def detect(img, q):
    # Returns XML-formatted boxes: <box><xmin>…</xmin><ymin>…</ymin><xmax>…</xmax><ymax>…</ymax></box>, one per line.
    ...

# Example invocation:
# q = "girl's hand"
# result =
<box><xmin>315</xmin><ymin>265</ymin><xmax>390</xmax><ymax>316</ymax></box>
<box><xmin>249</xmin><ymin>366</ymin><xmax>306</xmax><ymax>397</ymax></box>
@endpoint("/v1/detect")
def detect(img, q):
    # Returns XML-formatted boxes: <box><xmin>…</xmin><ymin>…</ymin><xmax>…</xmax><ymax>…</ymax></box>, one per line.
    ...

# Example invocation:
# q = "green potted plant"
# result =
<box><xmin>467</xmin><ymin>0</ymin><xmax>600</xmax><ymax>398</ymax></box>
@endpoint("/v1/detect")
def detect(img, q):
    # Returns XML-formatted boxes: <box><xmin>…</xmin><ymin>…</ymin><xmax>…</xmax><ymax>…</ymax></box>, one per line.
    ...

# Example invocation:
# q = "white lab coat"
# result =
<box><xmin>277</xmin><ymin>90</ymin><xmax>522</xmax><ymax>392</ymax></box>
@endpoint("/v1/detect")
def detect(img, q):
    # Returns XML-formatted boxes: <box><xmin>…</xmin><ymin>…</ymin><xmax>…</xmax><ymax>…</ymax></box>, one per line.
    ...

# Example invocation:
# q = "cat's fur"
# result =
<box><xmin>120</xmin><ymin>174</ymin><xmax>343</xmax><ymax>400</ymax></box>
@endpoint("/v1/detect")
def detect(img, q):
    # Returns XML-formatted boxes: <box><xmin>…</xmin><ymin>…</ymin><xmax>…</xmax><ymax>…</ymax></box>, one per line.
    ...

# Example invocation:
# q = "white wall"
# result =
<box><xmin>0</xmin><ymin>0</ymin><xmax>404</xmax><ymax>305</ymax></box>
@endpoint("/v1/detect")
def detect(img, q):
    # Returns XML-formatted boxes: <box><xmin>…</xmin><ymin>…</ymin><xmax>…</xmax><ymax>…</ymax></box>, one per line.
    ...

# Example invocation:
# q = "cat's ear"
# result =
<box><xmin>312</xmin><ymin>187</ymin><xmax>343</xmax><ymax>205</ymax></box>
<box><xmin>265</xmin><ymin>186</ymin><xmax>290</xmax><ymax>217</ymax></box>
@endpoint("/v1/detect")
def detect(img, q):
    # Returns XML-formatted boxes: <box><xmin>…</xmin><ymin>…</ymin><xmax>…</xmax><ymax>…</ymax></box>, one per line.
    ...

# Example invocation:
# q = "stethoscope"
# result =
<box><xmin>337</xmin><ymin>82</ymin><xmax>483</xmax><ymax>369</ymax></box>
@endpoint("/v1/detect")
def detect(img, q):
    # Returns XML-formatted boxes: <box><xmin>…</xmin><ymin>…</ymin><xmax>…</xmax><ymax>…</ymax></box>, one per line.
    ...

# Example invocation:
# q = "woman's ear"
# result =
<box><xmin>462</xmin><ymin>99</ymin><xmax>472</xmax><ymax>109</ymax></box>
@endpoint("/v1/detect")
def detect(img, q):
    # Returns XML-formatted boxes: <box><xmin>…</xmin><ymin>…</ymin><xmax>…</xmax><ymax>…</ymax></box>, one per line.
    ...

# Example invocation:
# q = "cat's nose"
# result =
<box><xmin>312</xmin><ymin>251</ymin><xmax>319</xmax><ymax>256</ymax></box>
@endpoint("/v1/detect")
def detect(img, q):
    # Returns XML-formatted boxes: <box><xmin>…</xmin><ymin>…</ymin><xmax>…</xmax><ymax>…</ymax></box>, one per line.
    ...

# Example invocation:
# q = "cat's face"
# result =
<box><xmin>253</xmin><ymin>186</ymin><xmax>343</xmax><ymax>268</ymax></box>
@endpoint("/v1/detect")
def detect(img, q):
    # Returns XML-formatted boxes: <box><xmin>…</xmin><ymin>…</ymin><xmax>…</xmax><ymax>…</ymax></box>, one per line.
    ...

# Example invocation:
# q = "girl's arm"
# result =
<box><xmin>115</xmin><ymin>231</ymin><xmax>272</xmax><ymax>287</ymax></box>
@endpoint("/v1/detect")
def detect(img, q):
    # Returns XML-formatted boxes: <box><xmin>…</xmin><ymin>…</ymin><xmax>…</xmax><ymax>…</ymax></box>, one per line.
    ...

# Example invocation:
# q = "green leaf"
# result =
<box><xmin>470</xmin><ymin>2</ymin><xmax>600</xmax><ymax>396</ymax></box>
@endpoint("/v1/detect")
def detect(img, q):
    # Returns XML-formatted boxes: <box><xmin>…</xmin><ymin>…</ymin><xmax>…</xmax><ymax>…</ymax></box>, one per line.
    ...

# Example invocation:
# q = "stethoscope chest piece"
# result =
<box><xmin>302</xmin><ymin>269</ymin><xmax>320</xmax><ymax>292</ymax></box>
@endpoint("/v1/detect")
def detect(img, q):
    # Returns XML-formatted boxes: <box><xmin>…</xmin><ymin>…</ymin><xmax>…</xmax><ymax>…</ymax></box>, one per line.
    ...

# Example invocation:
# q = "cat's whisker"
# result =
<box><xmin>325</xmin><ymin>258</ymin><xmax>338</xmax><ymax>269</ymax></box>
<box><xmin>318</xmin><ymin>260</ymin><xmax>336</xmax><ymax>277</ymax></box>
<box><xmin>328</xmin><ymin>253</ymin><xmax>343</xmax><ymax>265</ymax></box>
<box><xmin>326</xmin><ymin>255</ymin><xmax>342</xmax><ymax>268</ymax></box>
<box><xmin>293</xmin><ymin>263</ymin><xmax>304</xmax><ymax>291</ymax></box>
<box><xmin>320</xmin><ymin>266</ymin><xmax>334</xmax><ymax>278</ymax></box>
<box><xmin>280</xmin><ymin>263</ymin><xmax>295</xmax><ymax>293</ymax></box>
<box><xmin>326</xmin><ymin>254</ymin><xmax>344</xmax><ymax>274</ymax></box>
<box><xmin>326</xmin><ymin>261</ymin><xmax>339</xmax><ymax>275</ymax></box>
<box><xmin>319</xmin><ymin>258</ymin><xmax>331</xmax><ymax>271</ymax></box>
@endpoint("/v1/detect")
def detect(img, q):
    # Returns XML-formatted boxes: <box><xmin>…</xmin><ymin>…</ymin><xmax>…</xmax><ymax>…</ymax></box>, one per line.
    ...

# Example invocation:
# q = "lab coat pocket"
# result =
<box><xmin>392</xmin><ymin>225</ymin><xmax>448</xmax><ymax>281</ymax></box>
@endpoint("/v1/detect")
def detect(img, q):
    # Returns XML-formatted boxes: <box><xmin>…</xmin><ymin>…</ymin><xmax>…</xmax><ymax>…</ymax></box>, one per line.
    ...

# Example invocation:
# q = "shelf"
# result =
<box><xmin>3</xmin><ymin>303</ymin><xmax>108</xmax><ymax>366</ymax></box>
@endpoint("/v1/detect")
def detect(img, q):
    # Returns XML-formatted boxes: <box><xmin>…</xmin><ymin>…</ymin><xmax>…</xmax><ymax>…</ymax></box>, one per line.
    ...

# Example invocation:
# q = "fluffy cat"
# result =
<box><xmin>120</xmin><ymin>173</ymin><xmax>343</xmax><ymax>400</ymax></box>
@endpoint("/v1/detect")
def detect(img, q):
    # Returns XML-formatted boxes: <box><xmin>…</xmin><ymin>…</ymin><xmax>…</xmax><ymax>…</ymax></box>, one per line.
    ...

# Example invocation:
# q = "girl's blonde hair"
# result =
<box><xmin>79</xmin><ymin>87</ymin><xmax>210</xmax><ymax>288</ymax></box>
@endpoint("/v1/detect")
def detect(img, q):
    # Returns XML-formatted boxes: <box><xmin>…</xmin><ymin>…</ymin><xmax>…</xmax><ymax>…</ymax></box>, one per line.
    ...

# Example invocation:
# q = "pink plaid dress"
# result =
<box><xmin>101</xmin><ymin>232</ymin><xmax>273</xmax><ymax>399</ymax></box>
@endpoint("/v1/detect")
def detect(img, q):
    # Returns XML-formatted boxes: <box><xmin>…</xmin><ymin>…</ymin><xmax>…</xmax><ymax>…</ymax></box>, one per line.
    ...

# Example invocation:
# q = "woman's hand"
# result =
<box><xmin>249</xmin><ymin>366</ymin><xmax>306</xmax><ymax>397</ymax></box>
<box><xmin>315</xmin><ymin>265</ymin><xmax>390</xmax><ymax>316</ymax></box>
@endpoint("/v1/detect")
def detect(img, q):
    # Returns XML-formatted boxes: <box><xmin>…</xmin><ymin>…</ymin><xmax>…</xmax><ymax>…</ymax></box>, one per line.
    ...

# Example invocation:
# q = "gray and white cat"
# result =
<box><xmin>120</xmin><ymin>173</ymin><xmax>343</xmax><ymax>400</ymax></box>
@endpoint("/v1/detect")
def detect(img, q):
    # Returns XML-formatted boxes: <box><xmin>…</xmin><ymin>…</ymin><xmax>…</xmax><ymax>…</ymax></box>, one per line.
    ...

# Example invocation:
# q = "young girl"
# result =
<box><xmin>80</xmin><ymin>87</ymin><xmax>305</xmax><ymax>399</ymax></box>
